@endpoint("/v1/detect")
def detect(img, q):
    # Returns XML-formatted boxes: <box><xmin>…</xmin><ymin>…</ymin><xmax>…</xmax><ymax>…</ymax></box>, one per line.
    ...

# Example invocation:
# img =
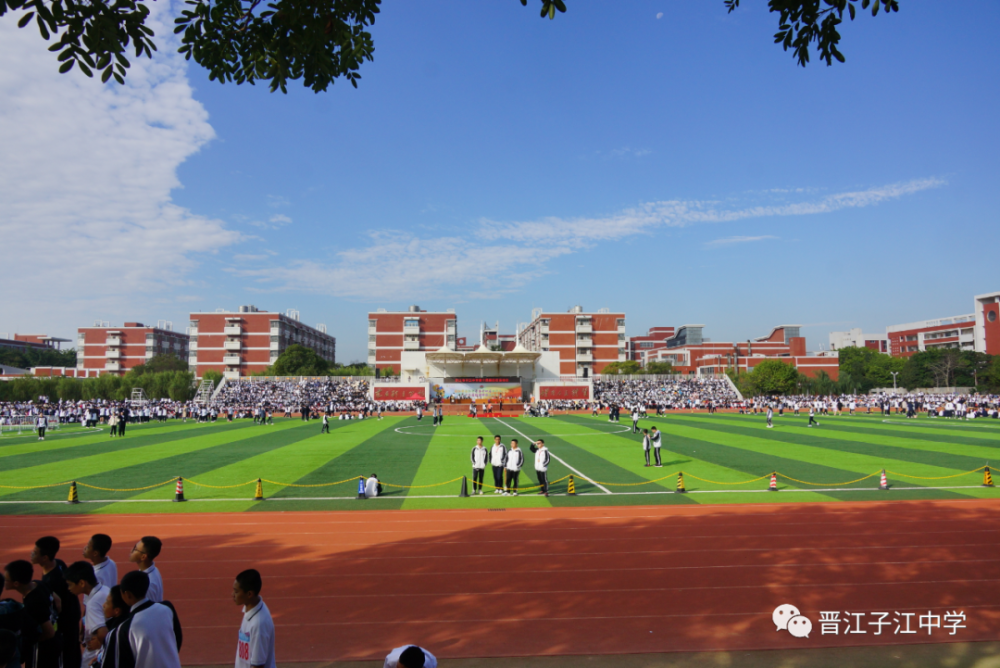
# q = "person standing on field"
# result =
<box><xmin>641</xmin><ymin>429</ymin><xmax>651</xmax><ymax>467</ymax></box>
<box><xmin>650</xmin><ymin>426</ymin><xmax>663</xmax><ymax>467</ymax></box>
<box><xmin>489</xmin><ymin>435</ymin><xmax>507</xmax><ymax>494</ymax></box>
<box><xmin>470</xmin><ymin>437</ymin><xmax>488</xmax><ymax>495</ymax></box>
<box><xmin>531</xmin><ymin>439</ymin><xmax>550</xmax><ymax>496</ymax></box>
<box><xmin>504</xmin><ymin>439</ymin><xmax>523</xmax><ymax>496</ymax></box>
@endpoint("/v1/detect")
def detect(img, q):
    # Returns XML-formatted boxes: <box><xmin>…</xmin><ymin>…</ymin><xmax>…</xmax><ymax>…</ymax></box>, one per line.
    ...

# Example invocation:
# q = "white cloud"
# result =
<box><xmin>248</xmin><ymin>214</ymin><xmax>293</xmax><ymax>229</ymax></box>
<box><xmin>0</xmin><ymin>2</ymin><xmax>240</xmax><ymax>336</ymax></box>
<box><xmin>656</xmin><ymin>12</ymin><xmax>664</xmax><ymax>19</ymax></box>
<box><xmin>235</xmin><ymin>177</ymin><xmax>943</xmax><ymax>301</ymax></box>
<box><xmin>705</xmin><ymin>235</ymin><xmax>778</xmax><ymax>248</ymax></box>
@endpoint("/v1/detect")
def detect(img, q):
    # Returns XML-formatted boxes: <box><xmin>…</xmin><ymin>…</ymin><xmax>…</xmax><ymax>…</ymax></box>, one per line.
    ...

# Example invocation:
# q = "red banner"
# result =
<box><xmin>539</xmin><ymin>385</ymin><xmax>590</xmax><ymax>400</ymax></box>
<box><xmin>374</xmin><ymin>387</ymin><xmax>426</xmax><ymax>401</ymax></box>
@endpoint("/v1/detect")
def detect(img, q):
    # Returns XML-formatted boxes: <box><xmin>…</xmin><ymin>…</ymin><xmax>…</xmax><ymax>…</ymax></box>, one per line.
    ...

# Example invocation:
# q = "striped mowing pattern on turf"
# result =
<box><xmin>0</xmin><ymin>413</ymin><xmax>997</xmax><ymax>513</ymax></box>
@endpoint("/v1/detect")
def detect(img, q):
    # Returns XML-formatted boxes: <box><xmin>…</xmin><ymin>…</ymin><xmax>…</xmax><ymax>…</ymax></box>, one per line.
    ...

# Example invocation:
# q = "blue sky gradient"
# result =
<box><xmin>2</xmin><ymin>1</ymin><xmax>997</xmax><ymax>362</ymax></box>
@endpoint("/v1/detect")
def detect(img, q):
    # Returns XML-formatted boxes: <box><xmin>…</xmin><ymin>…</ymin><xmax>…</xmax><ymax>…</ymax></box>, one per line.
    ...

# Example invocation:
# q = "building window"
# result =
<box><xmin>404</xmin><ymin>319</ymin><xmax>419</xmax><ymax>328</ymax></box>
<box><xmin>989</xmin><ymin>311</ymin><xmax>997</xmax><ymax>322</ymax></box>
<box><xmin>369</xmin><ymin>319</ymin><xmax>377</xmax><ymax>327</ymax></box>
<box><xmin>616</xmin><ymin>319</ymin><xmax>625</xmax><ymax>327</ymax></box>
<box><xmin>618</xmin><ymin>333</ymin><xmax>625</xmax><ymax>341</ymax></box>
<box><xmin>640</xmin><ymin>341</ymin><xmax>654</xmax><ymax>348</ymax></box>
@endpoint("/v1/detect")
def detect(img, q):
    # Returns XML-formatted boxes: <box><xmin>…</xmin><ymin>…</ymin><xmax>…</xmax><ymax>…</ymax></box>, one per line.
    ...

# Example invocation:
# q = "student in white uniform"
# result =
<box><xmin>384</xmin><ymin>645</ymin><xmax>437</xmax><ymax>668</ymax></box>
<box><xmin>365</xmin><ymin>474</ymin><xmax>381</xmax><ymax>498</ymax></box>
<box><xmin>85</xmin><ymin>534</ymin><xmax>118</xmax><ymax>589</ymax></box>
<box><xmin>117</xmin><ymin>571</ymin><xmax>180</xmax><ymax>668</ymax></box>
<box><xmin>129</xmin><ymin>537</ymin><xmax>163</xmax><ymax>603</ymax></box>
<box><xmin>233</xmin><ymin>569</ymin><xmax>276</xmax><ymax>668</ymax></box>
<box><xmin>504</xmin><ymin>439</ymin><xmax>524</xmax><ymax>496</ymax></box>
<box><xmin>65</xmin><ymin>561</ymin><xmax>110</xmax><ymax>668</ymax></box>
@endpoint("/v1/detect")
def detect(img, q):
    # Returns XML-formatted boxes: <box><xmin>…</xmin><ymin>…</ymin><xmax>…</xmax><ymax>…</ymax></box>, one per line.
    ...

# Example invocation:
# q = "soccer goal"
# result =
<box><xmin>0</xmin><ymin>415</ymin><xmax>62</xmax><ymax>435</ymax></box>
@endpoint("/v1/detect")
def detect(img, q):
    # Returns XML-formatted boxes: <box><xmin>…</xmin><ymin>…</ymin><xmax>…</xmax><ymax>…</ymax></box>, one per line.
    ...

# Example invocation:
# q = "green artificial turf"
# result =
<box><xmin>1</xmin><ymin>412</ymin><xmax>998</xmax><ymax>514</ymax></box>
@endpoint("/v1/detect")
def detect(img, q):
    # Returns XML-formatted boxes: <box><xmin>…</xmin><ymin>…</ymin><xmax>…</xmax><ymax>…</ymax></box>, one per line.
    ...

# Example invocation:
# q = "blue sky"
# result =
<box><xmin>2</xmin><ymin>1</ymin><xmax>998</xmax><ymax>363</ymax></box>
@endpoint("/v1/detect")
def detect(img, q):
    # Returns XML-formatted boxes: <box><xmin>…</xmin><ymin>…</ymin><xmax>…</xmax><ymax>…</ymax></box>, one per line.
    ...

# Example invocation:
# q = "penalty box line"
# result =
<box><xmin>491</xmin><ymin>417</ymin><xmax>612</xmax><ymax>494</ymax></box>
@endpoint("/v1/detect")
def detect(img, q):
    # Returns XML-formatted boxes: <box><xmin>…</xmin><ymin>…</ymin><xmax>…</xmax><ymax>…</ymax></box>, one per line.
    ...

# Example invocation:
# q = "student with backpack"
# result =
<box><xmin>114</xmin><ymin>571</ymin><xmax>181</xmax><ymax>668</ymax></box>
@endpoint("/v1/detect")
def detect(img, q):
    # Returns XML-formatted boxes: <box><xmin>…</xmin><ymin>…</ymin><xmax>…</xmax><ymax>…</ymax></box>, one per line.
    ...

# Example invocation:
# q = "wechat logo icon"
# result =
<box><xmin>773</xmin><ymin>604</ymin><xmax>812</xmax><ymax>638</ymax></box>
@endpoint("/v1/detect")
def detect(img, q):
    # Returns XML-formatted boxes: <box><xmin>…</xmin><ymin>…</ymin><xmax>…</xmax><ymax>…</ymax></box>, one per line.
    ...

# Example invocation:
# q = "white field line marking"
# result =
<box><xmin>492</xmin><ymin>416</ymin><xmax>612</xmax><ymax>494</ymax></box>
<box><xmin>394</xmin><ymin>425</ymin><xmax>632</xmax><ymax>437</ymax></box>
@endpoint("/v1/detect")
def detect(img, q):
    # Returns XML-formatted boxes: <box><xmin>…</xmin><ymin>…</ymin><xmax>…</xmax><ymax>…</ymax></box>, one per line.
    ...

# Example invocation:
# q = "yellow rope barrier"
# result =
<box><xmin>184</xmin><ymin>479</ymin><xmax>257</xmax><ymax>489</ymax></box>
<box><xmin>1</xmin><ymin>467</ymin><xmax>992</xmax><ymax>495</ymax></box>
<box><xmin>75</xmin><ymin>479</ymin><xmax>176</xmax><ymax>492</ymax></box>
<box><xmin>0</xmin><ymin>481</ymin><xmax>73</xmax><ymax>489</ymax></box>
<box><xmin>777</xmin><ymin>471</ymin><xmax>881</xmax><ymax>486</ymax></box>
<box><xmin>885</xmin><ymin>466</ymin><xmax>986</xmax><ymax>480</ymax></box>
<box><xmin>259</xmin><ymin>477</ymin><xmax>358</xmax><ymax>488</ymax></box>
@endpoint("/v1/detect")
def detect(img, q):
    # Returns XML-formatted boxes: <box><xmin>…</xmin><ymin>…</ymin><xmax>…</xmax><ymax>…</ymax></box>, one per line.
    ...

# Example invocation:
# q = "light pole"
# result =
<box><xmin>890</xmin><ymin>371</ymin><xmax>899</xmax><ymax>393</ymax></box>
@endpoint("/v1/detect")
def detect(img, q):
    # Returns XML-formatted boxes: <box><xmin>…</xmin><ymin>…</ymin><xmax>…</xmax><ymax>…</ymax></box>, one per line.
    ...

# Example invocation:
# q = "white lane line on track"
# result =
<box><xmin>491</xmin><ymin>416</ymin><xmax>612</xmax><ymax>494</ymax></box>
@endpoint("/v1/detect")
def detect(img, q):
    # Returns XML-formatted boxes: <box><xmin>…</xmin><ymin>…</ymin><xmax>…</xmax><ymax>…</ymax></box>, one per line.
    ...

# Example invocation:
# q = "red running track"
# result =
<box><xmin>2</xmin><ymin>500</ymin><xmax>999</xmax><ymax>664</ymax></box>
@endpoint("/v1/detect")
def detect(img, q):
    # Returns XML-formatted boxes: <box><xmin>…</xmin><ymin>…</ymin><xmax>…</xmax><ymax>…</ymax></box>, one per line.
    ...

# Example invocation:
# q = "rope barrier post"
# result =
<box><xmin>253</xmin><ymin>478</ymin><xmax>264</xmax><ymax>501</ymax></box>
<box><xmin>768</xmin><ymin>472</ymin><xmax>778</xmax><ymax>492</ymax></box>
<box><xmin>174</xmin><ymin>477</ymin><xmax>186</xmax><ymax>502</ymax></box>
<box><xmin>567</xmin><ymin>475</ymin><xmax>576</xmax><ymax>496</ymax></box>
<box><xmin>67</xmin><ymin>481</ymin><xmax>79</xmax><ymax>504</ymax></box>
<box><xmin>458</xmin><ymin>476</ymin><xmax>469</xmax><ymax>498</ymax></box>
<box><xmin>879</xmin><ymin>469</ymin><xmax>889</xmax><ymax>491</ymax></box>
<box><xmin>676</xmin><ymin>472</ymin><xmax>686</xmax><ymax>494</ymax></box>
<box><xmin>356</xmin><ymin>477</ymin><xmax>366</xmax><ymax>500</ymax></box>
<box><xmin>984</xmin><ymin>466</ymin><xmax>994</xmax><ymax>488</ymax></box>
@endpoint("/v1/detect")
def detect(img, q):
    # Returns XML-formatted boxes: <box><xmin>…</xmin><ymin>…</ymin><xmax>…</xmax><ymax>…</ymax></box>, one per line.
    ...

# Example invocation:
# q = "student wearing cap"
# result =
<box><xmin>232</xmin><ymin>569</ymin><xmax>276</xmax><ymax>668</ymax></box>
<box><xmin>384</xmin><ymin>645</ymin><xmax>437</xmax><ymax>668</ymax></box>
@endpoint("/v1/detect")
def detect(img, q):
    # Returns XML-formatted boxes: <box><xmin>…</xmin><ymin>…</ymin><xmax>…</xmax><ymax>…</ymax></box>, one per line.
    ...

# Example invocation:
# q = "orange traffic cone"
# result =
<box><xmin>768</xmin><ymin>472</ymin><xmax>778</xmax><ymax>492</ymax></box>
<box><xmin>879</xmin><ymin>469</ymin><xmax>889</xmax><ymax>491</ymax></box>
<box><xmin>174</xmin><ymin>477</ymin><xmax>186</xmax><ymax>502</ymax></box>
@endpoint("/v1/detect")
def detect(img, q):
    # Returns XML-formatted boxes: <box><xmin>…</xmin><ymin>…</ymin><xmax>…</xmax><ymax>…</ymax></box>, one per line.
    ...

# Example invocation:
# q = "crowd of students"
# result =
<box><xmin>593</xmin><ymin>377</ymin><xmax>740</xmax><ymax>412</ymax></box>
<box><xmin>0</xmin><ymin>535</ymin><xmax>436</xmax><ymax>668</ymax></box>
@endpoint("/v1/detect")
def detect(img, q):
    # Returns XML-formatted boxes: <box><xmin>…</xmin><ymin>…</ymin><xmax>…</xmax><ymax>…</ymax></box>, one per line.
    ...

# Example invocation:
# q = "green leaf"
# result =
<box><xmin>78</xmin><ymin>61</ymin><xmax>93</xmax><ymax>77</ymax></box>
<box><xmin>17</xmin><ymin>11</ymin><xmax>34</xmax><ymax>28</ymax></box>
<box><xmin>58</xmin><ymin>59</ymin><xmax>75</xmax><ymax>73</ymax></box>
<box><xmin>102</xmin><ymin>65</ymin><xmax>113</xmax><ymax>82</ymax></box>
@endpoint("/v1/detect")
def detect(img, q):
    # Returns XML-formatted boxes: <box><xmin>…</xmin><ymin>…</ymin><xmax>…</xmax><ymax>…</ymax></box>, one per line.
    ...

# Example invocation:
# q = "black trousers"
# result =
<box><xmin>492</xmin><ymin>466</ymin><xmax>504</xmax><ymax>490</ymax></box>
<box><xmin>536</xmin><ymin>470</ymin><xmax>548</xmax><ymax>494</ymax></box>
<box><xmin>438</xmin><ymin>414</ymin><xmax>444</xmax><ymax>426</ymax></box>
<box><xmin>506</xmin><ymin>470</ymin><xmax>520</xmax><ymax>492</ymax></box>
<box><xmin>809</xmin><ymin>416</ymin><xmax>818</xmax><ymax>425</ymax></box>
<box><xmin>644</xmin><ymin>449</ymin><xmax>650</xmax><ymax>466</ymax></box>
<box><xmin>37</xmin><ymin>427</ymin><xmax>45</xmax><ymax>438</ymax></box>
<box><xmin>110</xmin><ymin>424</ymin><xmax>117</xmax><ymax>437</ymax></box>
<box><xmin>632</xmin><ymin>420</ymin><xmax>639</xmax><ymax>433</ymax></box>
<box><xmin>321</xmin><ymin>423</ymin><xmax>329</xmax><ymax>433</ymax></box>
<box><xmin>653</xmin><ymin>448</ymin><xmax>662</xmax><ymax>466</ymax></box>
<box><xmin>472</xmin><ymin>468</ymin><xmax>485</xmax><ymax>492</ymax></box>
<box><xmin>119</xmin><ymin>422</ymin><xmax>126</xmax><ymax>436</ymax></box>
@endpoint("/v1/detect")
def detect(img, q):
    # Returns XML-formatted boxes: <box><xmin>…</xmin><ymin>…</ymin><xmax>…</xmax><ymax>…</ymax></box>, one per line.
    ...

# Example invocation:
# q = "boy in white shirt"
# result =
<box><xmin>233</xmin><ymin>569</ymin><xmax>276</xmax><ymax>668</ymax></box>
<box><xmin>129</xmin><ymin>537</ymin><xmax>163</xmax><ymax>602</ymax></box>
<box><xmin>65</xmin><ymin>561</ymin><xmax>110</xmax><ymax>668</ymax></box>
<box><xmin>84</xmin><ymin>534</ymin><xmax>117</xmax><ymax>589</ymax></box>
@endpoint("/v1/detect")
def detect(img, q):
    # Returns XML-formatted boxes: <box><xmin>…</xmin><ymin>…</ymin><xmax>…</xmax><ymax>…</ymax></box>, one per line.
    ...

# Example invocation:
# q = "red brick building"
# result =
<box><xmin>190</xmin><ymin>306</ymin><xmax>335</xmax><ymax>378</ymax></box>
<box><xmin>518</xmin><ymin>306</ymin><xmax>626</xmax><ymax>377</ymax></box>
<box><xmin>626</xmin><ymin>327</ymin><xmax>675</xmax><ymax>362</ymax></box>
<box><xmin>76</xmin><ymin>321</ymin><xmax>189</xmax><ymax>376</ymax></box>
<box><xmin>643</xmin><ymin>324</ymin><xmax>839</xmax><ymax>379</ymax></box>
<box><xmin>368</xmin><ymin>306</ymin><xmax>456</xmax><ymax>374</ymax></box>
<box><xmin>975</xmin><ymin>291</ymin><xmax>1000</xmax><ymax>355</ymax></box>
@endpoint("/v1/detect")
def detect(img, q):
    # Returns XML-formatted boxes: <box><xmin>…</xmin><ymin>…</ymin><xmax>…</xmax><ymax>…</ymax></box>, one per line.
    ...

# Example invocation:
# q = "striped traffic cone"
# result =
<box><xmin>879</xmin><ymin>469</ymin><xmax>889</xmax><ymax>491</ymax></box>
<box><xmin>567</xmin><ymin>475</ymin><xmax>576</xmax><ymax>495</ymax></box>
<box><xmin>253</xmin><ymin>478</ymin><xmax>264</xmax><ymax>501</ymax></box>
<box><xmin>356</xmin><ymin>476</ymin><xmax>366</xmax><ymax>499</ymax></box>
<box><xmin>768</xmin><ymin>472</ymin><xmax>778</xmax><ymax>492</ymax></box>
<box><xmin>173</xmin><ymin>477</ymin><xmax>185</xmax><ymax>502</ymax></box>
<box><xmin>984</xmin><ymin>467</ymin><xmax>994</xmax><ymax>488</ymax></box>
<box><xmin>67</xmin><ymin>481</ymin><xmax>79</xmax><ymax>504</ymax></box>
<box><xmin>676</xmin><ymin>472</ymin><xmax>687</xmax><ymax>493</ymax></box>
